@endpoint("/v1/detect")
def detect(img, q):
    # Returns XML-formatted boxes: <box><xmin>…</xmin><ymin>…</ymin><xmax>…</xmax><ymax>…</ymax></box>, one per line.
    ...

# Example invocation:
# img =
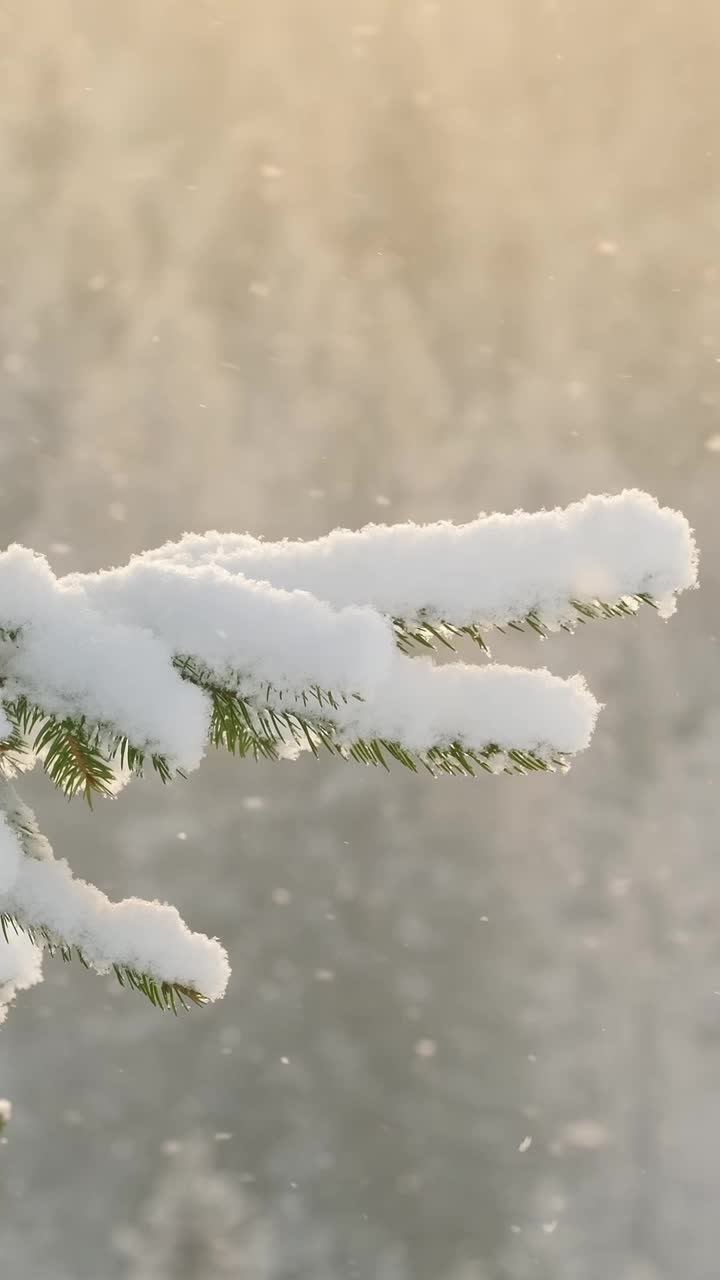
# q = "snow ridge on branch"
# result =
<box><xmin>130</xmin><ymin>489</ymin><xmax>698</xmax><ymax>635</ymax></box>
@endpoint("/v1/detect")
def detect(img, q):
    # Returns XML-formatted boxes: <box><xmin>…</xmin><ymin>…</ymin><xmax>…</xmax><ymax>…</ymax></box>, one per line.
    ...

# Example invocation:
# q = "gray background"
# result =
<box><xmin>1</xmin><ymin>3</ymin><xmax>719</xmax><ymax>1277</ymax></box>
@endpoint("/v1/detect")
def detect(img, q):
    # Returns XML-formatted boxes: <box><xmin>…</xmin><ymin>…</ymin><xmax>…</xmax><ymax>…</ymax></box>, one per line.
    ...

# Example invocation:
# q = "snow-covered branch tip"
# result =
<box><xmin>0</xmin><ymin>786</ymin><xmax>229</xmax><ymax>1014</ymax></box>
<box><xmin>0</xmin><ymin>491</ymin><xmax>697</xmax><ymax>1019</ymax></box>
<box><xmin>133</xmin><ymin>489</ymin><xmax>698</xmax><ymax>652</ymax></box>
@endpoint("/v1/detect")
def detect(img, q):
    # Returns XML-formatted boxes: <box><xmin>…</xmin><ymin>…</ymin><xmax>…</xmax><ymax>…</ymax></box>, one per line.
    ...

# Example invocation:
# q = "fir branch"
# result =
<box><xmin>173</xmin><ymin>656</ymin><xmax>567</xmax><ymax>777</ymax></box>
<box><xmin>2</xmin><ymin>697</ymin><xmax>118</xmax><ymax>804</ymax></box>
<box><xmin>393</xmin><ymin>619</ymin><xmax>490</xmax><ymax>655</ymax></box>
<box><xmin>392</xmin><ymin>592</ymin><xmax>661</xmax><ymax>655</ymax></box>
<box><xmin>0</xmin><ymin>497</ymin><xmax>695</xmax><ymax>1035</ymax></box>
<box><xmin>1</xmin><ymin>701</ymin><xmax>113</xmax><ymax>803</ymax></box>
<box><xmin>0</xmin><ymin>659</ymin><xmax>574</xmax><ymax>801</ymax></box>
<box><xmin>0</xmin><ymin>912</ymin><xmax>207</xmax><ymax>1013</ymax></box>
<box><xmin>0</xmin><ymin>696</ymin><xmax>177</xmax><ymax>802</ymax></box>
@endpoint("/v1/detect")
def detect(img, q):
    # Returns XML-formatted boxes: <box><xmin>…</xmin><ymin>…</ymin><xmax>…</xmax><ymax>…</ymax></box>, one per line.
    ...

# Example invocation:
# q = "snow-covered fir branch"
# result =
<box><xmin>0</xmin><ymin>491</ymin><xmax>698</xmax><ymax>1021</ymax></box>
<box><xmin>130</xmin><ymin>489</ymin><xmax>698</xmax><ymax>643</ymax></box>
<box><xmin>0</xmin><ymin>784</ymin><xmax>228</xmax><ymax>1010</ymax></box>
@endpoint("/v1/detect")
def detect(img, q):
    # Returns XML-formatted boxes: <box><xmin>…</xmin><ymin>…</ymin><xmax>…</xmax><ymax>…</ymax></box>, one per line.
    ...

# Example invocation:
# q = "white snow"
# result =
<box><xmin>0</xmin><ymin>779</ymin><xmax>54</xmax><ymax>863</ymax></box>
<box><xmin>8</xmin><ymin>860</ymin><xmax>230</xmax><ymax>998</ymax></box>
<box><xmin>0</xmin><ymin>810</ymin><xmax>229</xmax><ymax>1000</ymax></box>
<box><xmin>327</xmin><ymin>658</ymin><xmax>599</xmax><ymax>757</ymax></box>
<box><xmin>0</xmin><ymin>545</ymin><xmax>210</xmax><ymax>771</ymax></box>
<box><xmin>0</xmin><ymin>818</ymin><xmax>44</xmax><ymax>1023</ymax></box>
<box><xmin>0</xmin><ymin>924</ymin><xmax>42</xmax><ymax>993</ymax></box>
<box><xmin>65</xmin><ymin>558</ymin><xmax>394</xmax><ymax>700</ymax></box>
<box><xmin>0</xmin><ymin>930</ymin><xmax>43</xmax><ymax>1025</ymax></box>
<box><xmin>0</xmin><ymin>490</ymin><xmax>680</xmax><ymax>772</ymax></box>
<box><xmin>131</xmin><ymin>490</ymin><xmax>697</xmax><ymax>628</ymax></box>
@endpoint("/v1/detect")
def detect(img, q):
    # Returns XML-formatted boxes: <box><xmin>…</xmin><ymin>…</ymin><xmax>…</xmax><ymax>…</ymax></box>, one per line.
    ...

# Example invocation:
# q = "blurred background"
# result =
<box><xmin>0</xmin><ymin>2</ymin><xmax>719</xmax><ymax>1277</ymax></box>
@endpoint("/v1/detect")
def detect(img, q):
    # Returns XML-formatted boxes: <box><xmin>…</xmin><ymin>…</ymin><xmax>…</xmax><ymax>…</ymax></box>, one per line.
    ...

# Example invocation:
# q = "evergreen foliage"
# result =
<box><xmin>0</xmin><ymin>496</ymin><xmax>697</xmax><ymax>1025</ymax></box>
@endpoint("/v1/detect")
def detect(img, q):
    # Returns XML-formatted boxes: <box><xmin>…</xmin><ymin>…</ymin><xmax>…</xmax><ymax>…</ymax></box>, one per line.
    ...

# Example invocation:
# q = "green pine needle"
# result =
<box><xmin>392</xmin><ymin>592</ymin><xmax>661</xmax><ymax>655</ymax></box>
<box><xmin>1</xmin><ymin>696</ymin><xmax>177</xmax><ymax>804</ymax></box>
<box><xmin>2</xmin><ymin>697</ymin><xmax>118</xmax><ymax>804</ymax></box>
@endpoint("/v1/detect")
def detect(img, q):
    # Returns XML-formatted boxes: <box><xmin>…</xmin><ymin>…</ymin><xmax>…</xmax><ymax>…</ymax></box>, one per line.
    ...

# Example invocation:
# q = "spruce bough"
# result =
<box><xmin>0</xmin><ymin>491</ymin><xmax>698</xmax><ymax>1024</ymax></box>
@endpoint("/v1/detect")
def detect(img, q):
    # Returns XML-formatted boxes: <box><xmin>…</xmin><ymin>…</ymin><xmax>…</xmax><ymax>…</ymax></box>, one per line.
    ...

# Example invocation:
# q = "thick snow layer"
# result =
<box><xmin>329</xmin><ymin>658</ymin><xmax>600</xmax><ymax>756</ymax></box>
<box><xmin>0</xmin><ymin>778</ymin><xmax>55</xmax><ymax>863</ymax></box>
<box><xmin>0</xmin><ymin>493</ymin><xmax>693</xmax><ymax>774</ymax></box>
<box><xmin>0</xmin><ymin>546</ymin><xmax>210</xmax><ymax>771</ymax></box>
<box><xmin>0</xmin><ymin>489</ymin><xmax>680</xmax><ymax>771</ymax></box>
<box><xmin>64</xmin><ymin>561</ymin><xmax>595</xmax><ymax>756</ymax></box>
<box><xmin>65</xmin><ymin>559</ymin><xmax>393</xmax><ymax>699</ymax></box>
<box><xmin>0</xmin><ymin>812</ymin><xmax>229</xmax><ymax>1000</ymax></box>
<box><xmin>0</xmin><ymin>926</ymin><xmax>42</xmax><ymax>990</ymax></box>
<box><xmin>134</xmin><ymin>490</ymin><xmax>697</xmax><ymax>627</ymax></box>
<box><xmin>0</xmin><ymin>813</ymin><xmax>44</xmax><ymax>1021</ymax></box>
<box><xmin>0</xmin><ymin>931</ymin><xmax>43</xmax><ymax>1025</ymax></box>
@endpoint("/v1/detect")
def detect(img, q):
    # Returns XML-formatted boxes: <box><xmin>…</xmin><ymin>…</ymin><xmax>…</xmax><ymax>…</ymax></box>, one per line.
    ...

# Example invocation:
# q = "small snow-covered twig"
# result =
<box><xmin>177</xmin><ymin>651</ymin><xmax>598</xmax><ymax>776</ymax></box>
<box><xmin>0</xmin><ymin>802</ymin><xmax>228</xmax><ymax>1011</ymax></box>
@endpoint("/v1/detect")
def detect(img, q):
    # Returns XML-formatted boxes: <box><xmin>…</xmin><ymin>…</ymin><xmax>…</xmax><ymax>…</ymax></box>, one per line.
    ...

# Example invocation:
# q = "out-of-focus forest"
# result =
<box><xmin>0</xmin><ymin>3</ymin><xmax>719</xmax><ymax>1277</ymax></box>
